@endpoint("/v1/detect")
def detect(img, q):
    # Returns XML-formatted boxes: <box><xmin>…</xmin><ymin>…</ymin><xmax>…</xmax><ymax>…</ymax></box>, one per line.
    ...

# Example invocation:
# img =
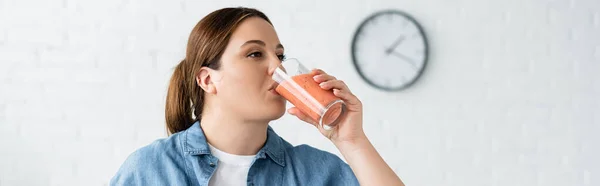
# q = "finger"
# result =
<box><xmin>333</xmin><ymin>89</ymin><xmax>361</xmax><ymax>106</ymax></box>
<box><xmin>287</xmin><ymin>107</ymin><xmax>318</xmax><ymax>126</ymax></box>
<box><xmin>319</xmin><ymin>80</ymin><xmax>350</xmax><ymax>92</ymax></box>
<box><xmin>312</xmin><ymin>74</ymin><xmax>337</xmax><ymax>83</ymax></box>
<box><xmin>311</xmin><ymin>69</ymin><xmax>325</xmax><ymax>75</ymax></box>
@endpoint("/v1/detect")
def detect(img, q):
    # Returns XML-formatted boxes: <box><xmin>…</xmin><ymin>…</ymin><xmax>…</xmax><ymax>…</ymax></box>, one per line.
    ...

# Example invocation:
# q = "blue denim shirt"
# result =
<box><xmin>110</xmin><ymin>121</ymin><xmax>359</xmax><ymax>186</ymax></box>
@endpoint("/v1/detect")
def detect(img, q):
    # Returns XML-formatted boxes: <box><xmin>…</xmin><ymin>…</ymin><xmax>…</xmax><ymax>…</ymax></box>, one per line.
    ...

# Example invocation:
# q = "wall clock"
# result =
<box><xmin>351</xmin><ymin>10</ymin><xmax>429</xmax><ymax>91</ymax></box>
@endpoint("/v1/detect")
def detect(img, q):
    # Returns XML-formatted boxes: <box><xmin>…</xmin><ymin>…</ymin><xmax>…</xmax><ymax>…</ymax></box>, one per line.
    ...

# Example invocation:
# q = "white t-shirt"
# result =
<box><xmin>208</xmin><ymin>144</ymin><xmax>256</xmax><ymax>186</ymax></box>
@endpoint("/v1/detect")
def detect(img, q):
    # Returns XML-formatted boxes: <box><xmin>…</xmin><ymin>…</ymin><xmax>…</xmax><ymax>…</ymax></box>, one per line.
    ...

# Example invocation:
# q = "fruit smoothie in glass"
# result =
<box><xmin>272</xmin><ymin>58</ymin><xmax>346</xmax><ymax>130</ymax></box>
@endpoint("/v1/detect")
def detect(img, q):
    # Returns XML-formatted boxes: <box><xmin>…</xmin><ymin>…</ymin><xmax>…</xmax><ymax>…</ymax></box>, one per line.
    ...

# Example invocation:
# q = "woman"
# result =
<box><xmin>111</xmin><ymin>7</ymin><xmax>404</xmax><ymax>186</ymax></box>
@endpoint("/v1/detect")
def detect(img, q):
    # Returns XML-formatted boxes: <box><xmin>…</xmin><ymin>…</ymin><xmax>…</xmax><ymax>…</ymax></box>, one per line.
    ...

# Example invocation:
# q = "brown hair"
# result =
<box><xmin>165</xmin><ymin>7</ymin><xmax>272</xmax><ymax>134</ymax></box>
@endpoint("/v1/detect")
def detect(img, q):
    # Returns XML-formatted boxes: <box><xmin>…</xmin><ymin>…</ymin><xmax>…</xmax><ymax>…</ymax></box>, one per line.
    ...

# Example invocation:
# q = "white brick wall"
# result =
<box><xmin>1</xmin><ymin>0</ymin><xmax>599</xmax><ymax>185</ymax></box>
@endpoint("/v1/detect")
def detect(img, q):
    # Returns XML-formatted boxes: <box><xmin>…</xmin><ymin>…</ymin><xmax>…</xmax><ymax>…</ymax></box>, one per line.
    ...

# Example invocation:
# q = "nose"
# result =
<box><xmin>267</xmin><ymin>55</ymin><xmax>283</xmax><ymax>76</ymax></box>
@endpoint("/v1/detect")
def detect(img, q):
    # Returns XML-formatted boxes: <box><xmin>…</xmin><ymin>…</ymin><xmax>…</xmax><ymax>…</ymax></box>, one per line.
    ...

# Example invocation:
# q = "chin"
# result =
<box><xmin>252</xmin><ymin>109</ymin><xmax>285</xmax><ymax>123</ymax></box>
<box><xmin>264</xmin><ymin>103</ymin><xmax>286</xmax><ymax>120</ymax></box>
<box><xmin>251</xmin><ymin>99</ymin><xmax>286</xmax><ymax>122</ymax></box>
<box><xmin>266</xmin><ymin>107</ymin><xmax>286</xmax><ymax>120</ymax></box>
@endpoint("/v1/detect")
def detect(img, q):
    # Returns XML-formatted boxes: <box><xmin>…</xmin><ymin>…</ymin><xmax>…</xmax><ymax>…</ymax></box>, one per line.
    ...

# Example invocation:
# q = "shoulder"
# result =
<box><xmin>288</xmin><ymin>144</ymin><xmax>343</xmax><ymax>163</ymax></box>
<box><xmin>270</xmin><ymin>131</ymin><xmax>344</xmax><ymax>164</ymax></box>
<box><xmin>121</xmin><ymin>132</ymin><xmax>184</xmax><ymax>167</ymax></box>
<box><xmin>110</xmin><ymin>132</ymin><xmax>188</xmax><ymax>185</ymax></box>
<box><xmin>284</xmin><ymin>143</ymin><xmax>359</xmax><ymax>185</ymax></box>
<box><xmin>285</xmin><ymin>144</ymin><xmax>347</xmax><ymax>169</ymax></box>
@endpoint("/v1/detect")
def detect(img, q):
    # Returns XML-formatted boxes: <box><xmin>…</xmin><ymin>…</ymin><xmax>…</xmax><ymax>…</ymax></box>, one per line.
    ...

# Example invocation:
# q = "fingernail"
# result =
<box><xmin>313</xmin><ymin>75</ymin><xmax>321</xmax><ymax>81</ymax></box>
<box><xmin>319</xmin><ymin>82</ymin><xmax>326</xmax><ymax>87</ymax></box>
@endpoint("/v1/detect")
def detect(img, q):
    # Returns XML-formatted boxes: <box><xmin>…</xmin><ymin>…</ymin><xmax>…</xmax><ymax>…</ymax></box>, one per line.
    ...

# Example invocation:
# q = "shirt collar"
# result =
<box><xmin>182</xmin><ymin>121</ymin><xmax>286</xmax><ymax>167</ymax></box>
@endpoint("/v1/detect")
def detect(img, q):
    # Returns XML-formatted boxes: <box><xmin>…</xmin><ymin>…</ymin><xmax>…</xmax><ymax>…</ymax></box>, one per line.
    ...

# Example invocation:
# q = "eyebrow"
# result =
<box><xmin>241</xmin><ymin>40</ymin><xmax>284</xmax><ymax>50</ymax></box>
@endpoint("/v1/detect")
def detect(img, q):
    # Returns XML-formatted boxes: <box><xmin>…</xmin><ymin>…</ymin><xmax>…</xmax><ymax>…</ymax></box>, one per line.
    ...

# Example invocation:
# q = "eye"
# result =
<box><xmin>277</xmin><ymin>54</ymin><xmax>286</xmax><ymax>61</ymax></box>
<box><xmin>247</xmin><ymin>51</ymin><xmax>263</xmax><ymax>58</ymax></box>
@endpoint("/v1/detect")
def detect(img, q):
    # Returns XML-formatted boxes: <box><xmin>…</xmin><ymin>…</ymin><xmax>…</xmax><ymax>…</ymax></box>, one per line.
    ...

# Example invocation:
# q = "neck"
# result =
<box><xmin>200</xmin><ymin>109</ymin><xmax>269</xmax><ymax>156</ymax></box>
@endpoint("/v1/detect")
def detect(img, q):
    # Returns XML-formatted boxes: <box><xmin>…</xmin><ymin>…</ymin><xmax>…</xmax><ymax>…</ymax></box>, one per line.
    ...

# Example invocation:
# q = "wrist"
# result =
<box><xmin>333</xmin><ymin>132</ymin><xmax>370</xmax><ymax>154</ymax></box>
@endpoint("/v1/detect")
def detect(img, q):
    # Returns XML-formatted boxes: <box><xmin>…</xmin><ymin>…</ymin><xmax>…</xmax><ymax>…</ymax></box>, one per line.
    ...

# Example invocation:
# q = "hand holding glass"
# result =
<box><xmin>272</xmin><ymin>58</ymin><xmax>346</xmax><ymax>131</ymax></box>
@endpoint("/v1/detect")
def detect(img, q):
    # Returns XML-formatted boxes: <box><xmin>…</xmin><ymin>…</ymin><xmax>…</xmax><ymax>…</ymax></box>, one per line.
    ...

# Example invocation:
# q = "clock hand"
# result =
<box><xmin>390</xmin><ymin>51</ymin><xmax>417</xmax><ymax>70</ymax></box>
<box><xmin>385</xmin><ymin>35</ymin><xmax>406</xmax><ymax>54</ymax></box>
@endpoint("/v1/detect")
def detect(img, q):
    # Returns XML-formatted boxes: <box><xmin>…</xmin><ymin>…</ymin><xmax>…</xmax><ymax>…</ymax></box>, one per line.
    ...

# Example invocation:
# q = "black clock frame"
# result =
<box><xmin>351</xmin><ymin>9</ymin><xmax>429</xmax><ymax>91</ymax></box>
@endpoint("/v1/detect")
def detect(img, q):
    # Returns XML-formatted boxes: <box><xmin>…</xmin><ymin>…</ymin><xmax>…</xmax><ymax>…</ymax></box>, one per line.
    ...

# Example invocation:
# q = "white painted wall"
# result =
<box><xmin>1</xmin><ymin>0</ymin><xmax>599</xmax><ymax>185</ymax></box>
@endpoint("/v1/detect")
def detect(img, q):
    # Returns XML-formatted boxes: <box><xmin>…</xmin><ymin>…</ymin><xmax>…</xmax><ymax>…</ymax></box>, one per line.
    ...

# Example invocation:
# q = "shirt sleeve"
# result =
<box><xmin>110</xmin><ymin>150</ymin><xmax>144</xmax><ymax>186</ymax></box>
<box><xmin>331</xmin><ymin>157</ymin><xmax>360</xmax><ymax>186</ymax></box>
<box><xmin>293</xmin><ymin>144</ymin><xmax>360</xmax><ymax>186</ymax></box>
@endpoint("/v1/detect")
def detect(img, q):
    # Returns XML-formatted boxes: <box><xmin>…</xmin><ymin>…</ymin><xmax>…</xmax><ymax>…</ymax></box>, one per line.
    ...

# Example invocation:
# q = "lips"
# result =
<box><xmin>268</xmin><ymin>82</ymin><xmax>280</xmax><ymax>95</ymax></box>
<box><xmin>268</xmin><ymin>82</ymin><xmax>278</xmax><ymax>91</ymax></box>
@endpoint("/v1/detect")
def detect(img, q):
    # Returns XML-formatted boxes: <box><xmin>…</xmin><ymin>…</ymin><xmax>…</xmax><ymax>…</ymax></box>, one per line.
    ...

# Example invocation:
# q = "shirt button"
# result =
<box><xmin>209</xmin><ymin>162</ymin><xmax>215</xmax><ymax>167</ymax></box>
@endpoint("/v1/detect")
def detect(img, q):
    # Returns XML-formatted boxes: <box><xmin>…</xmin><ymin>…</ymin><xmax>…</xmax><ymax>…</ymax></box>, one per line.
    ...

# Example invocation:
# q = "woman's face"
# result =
<box><xmin>209</xmin><ymin>17</ymin><xmax>287</xmax><ymax>123</ymax></box>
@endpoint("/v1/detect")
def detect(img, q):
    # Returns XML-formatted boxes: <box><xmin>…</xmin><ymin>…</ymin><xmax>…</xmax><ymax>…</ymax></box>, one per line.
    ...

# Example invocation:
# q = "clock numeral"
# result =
<box><xmin>406</xmin><ymin>61</ymin><xmax>418</xmax><ymax>70</ymax></box>
<box><xmin>386</xmin><ymin>14</ymin><xmax>394</xmax><ymax>22</ymax></box>
<box><xmin>402</xmin><ymin>76</ymin><xmax>408</xmax><ymax>84</ymax></box>
<box><xmin>412</xmin><ymin>32</ymin><xmax>421</xmax><ymax>38</ymax></box>
<box><xmin>356</xmin><ymin>29</ymin><xmax>365</xmax><ymax>37</ymax></box>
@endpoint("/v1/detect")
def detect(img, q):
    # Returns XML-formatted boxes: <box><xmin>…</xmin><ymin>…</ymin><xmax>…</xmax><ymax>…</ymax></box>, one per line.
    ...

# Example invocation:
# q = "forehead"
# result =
<box><xmin>227</xmin><ymin>17</ymin><xmax>281</xmax><ymax>47</ymax></box>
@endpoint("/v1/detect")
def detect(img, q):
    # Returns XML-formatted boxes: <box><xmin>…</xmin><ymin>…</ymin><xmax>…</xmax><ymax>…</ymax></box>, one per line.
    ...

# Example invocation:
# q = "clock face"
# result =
<box><xmin>351</xmin><ymin>10</ymin><xmax>428</xmax><ymax>91</ymax></box>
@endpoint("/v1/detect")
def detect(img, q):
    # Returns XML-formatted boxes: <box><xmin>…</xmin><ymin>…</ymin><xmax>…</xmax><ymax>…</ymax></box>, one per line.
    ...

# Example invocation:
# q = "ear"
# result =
<box><xmin>196</xmin><ymin>67</ymin><xmax>217</xmax><ymax>94</ymax></box>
